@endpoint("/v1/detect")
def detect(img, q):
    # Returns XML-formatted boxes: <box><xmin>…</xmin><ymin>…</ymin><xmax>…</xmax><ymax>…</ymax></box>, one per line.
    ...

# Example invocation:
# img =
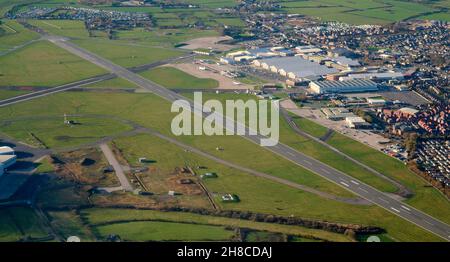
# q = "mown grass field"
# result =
<box><xmin>0</xmin><ymin>20</ymin><xmax>39</xmax><ymax>52</ymax></box>
<box><xmin>140</xmin><ymin>67</ymin><xmax>219</xmax><ymax>89</ymax></box>
<box><xmin>0</xmin><ymin>115</ymin><xmax>133</xmax><ymax>148</ymax></box>
<box><xmin>0</xmin><ymin>40</ymin><xmax>107</xmax><ymax>87</ymax></box>
<box><xmin>109</xmin><ymin>133</ymin><xmax>440</xmax><ymax>242</ymax></box>
<box><xmin>0</xmin><ymin>88</ymin><xmax>446</xmax><ymax>241</ymax></box>
<box><xmin>72</xmin><ymin>39</ymin><xmax>185</xmax><ymax>68</ymax></box>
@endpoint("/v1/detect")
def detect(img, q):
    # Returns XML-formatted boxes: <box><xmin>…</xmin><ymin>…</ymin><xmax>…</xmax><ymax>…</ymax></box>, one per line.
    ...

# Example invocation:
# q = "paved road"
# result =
<box><xmin>99</xmin><ymin>143</ymin><xmax>133</xmax><ymax>192</ymax></box>
<box><xmin>13</xmin><ymin>35</ymin><xmax>450</xmax><ymax>241</ymax></box>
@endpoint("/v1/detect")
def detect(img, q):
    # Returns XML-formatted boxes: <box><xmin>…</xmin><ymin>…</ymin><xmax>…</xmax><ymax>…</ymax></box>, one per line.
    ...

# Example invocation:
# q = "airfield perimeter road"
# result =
<box><xmin>4</xmin><ymin>34</ymin><xmax>450</xmax><ymax>241</ymax></box>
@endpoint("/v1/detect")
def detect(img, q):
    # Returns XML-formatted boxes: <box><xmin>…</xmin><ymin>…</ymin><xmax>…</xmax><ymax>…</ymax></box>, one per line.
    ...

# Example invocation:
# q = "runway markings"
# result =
<box><xmin>286</xmin><ymin>151</ymin><xmax>295</xmax><ymax>157</ymax></box>
<box><xmin>390</xmin><ymin>207</ymin><xmax>401</xmax><ymax>213</ymax></box>
<box><xmin>350</xmin><ymin>180</ymin><xmax>359</xmax><ymax>185</ymax></box>
<box><xmin>320</xmin><ymin>168</ymin><xmax>330</xmax><ymax>174</ymax></box>
<box><xmin>401</xmin><ymin>205</ymin><xmax>411</xmax><ymax>211</ymax></box>
<box><xmin>340</xmin><ymin>181</ymin><xmax>350</xmax><ymax>187</ymax></box>
<box><xmin>424</xmin><ymin>220</ymin><xmax>434</xmax><ymax>226</ymax></box>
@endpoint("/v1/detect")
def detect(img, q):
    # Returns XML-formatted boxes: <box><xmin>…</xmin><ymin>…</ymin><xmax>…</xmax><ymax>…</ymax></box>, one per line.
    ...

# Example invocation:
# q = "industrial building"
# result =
<box><xmin>339</xmin><ymin>71</ymin><xmax>404</xmax><ymax>81</ymax></box>
<box><xmin>0</xmin><ymin>146</ymin><xmax>16</xmax><ymax>177</ymax></box>
<box><xmin>253</xmin><ymin>56</ymin><xmax>338</xmax><ymax>81</ymax></box>
<box><xmin>346</xmin><ymin>116</ymin><xmax>371</xmax><ymax>129</ymax></box>
<box><xmin>309</xmin><ymin>79</ymin><xmax>378</xmax><ymax>94</ymax></box>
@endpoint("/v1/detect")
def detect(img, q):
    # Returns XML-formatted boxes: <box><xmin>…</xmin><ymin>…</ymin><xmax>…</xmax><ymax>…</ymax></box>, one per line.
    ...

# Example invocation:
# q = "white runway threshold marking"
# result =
<box><xmin>401</xmin><ymin>205</ymin><xmax>411</xmax><ymax>211</ymax></box>
<box><xmin>350</xmin><ymin>180</ymin><xmax>360</xmax><ymax>185</ymax></box>
<box><xmin>340</xmin><ymin>181</ymin><xmax>350</xmax><ymax>187</ymax></box>
<box><xmin>390</xmin><ymin>207</ymin><xmax>401</xmax><ymax>213</ymax></box>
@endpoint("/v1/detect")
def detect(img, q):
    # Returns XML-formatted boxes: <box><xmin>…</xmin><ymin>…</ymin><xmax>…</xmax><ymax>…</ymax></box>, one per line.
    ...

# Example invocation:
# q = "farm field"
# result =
<box><xmin>278</xmin><ymin>0</ymin><xmax>449</xmax><ymax>23</ymax></box>
<box><xmin>140</xmin><ymin>67</ymin><xmax>219</xmax><ymax>89</ymax></box>
<box><xmin>0</xmin><ymin>40</ymin><xmax>107</xmax><ymax>87</ymax></box>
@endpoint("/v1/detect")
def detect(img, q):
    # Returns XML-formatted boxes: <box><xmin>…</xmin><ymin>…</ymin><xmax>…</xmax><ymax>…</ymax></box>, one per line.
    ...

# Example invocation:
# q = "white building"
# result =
<box><xmin>0</xmin><ymin>146</ymin><xmax>16</xmax><ymax>177</ymax></box>
<box><xmin>0</xmin><ymin>146</ymin><xmax>15</xmax><ymax>155</ymax></box>
<box><xmin>346</xmin><ymin>117</ymin><xmax>367</xmax><ymax>129</ymax></box>
<box><xmin>309</xmin><ymin>79</ymin><xmax>378</xmax><ymax>94</ymax></box>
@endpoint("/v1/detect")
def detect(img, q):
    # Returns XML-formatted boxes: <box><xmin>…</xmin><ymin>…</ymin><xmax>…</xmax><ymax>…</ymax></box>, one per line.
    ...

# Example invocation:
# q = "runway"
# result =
<box><xmin>6</xmin><ymin>35</ymin><xmax>450</xmax><ymax>241</ymax></box>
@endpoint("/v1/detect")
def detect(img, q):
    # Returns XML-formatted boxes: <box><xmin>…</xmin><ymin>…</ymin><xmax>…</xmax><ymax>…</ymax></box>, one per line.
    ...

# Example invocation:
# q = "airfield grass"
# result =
<box><xmin>82</xmin><ymin>208</ymin><xmax>351</xmax><ymax>242</ymax></box>
<box><xmin>94</xmin><ymin>221</ymin><xmax>235</xmax><ymax>241</ymax></box>
<box><xmin>0</xmin><ymin>90</ymin><xmax>28</xmax><ymax>100</ymax></box>
<box><xmin>0</xmin><ymin>116</ymin><xmax>133</xmax><ymax>149</ymax></box>
<box><xmin>0</xmin><ymin>20</ymin><xmax>39</xmax><ymax>51</ymax></box>
<box><xmin>140</xmin><ymin>67</ymin><xmax>219</xmax><ymax>89</ymax></box>
<box><xmin>0</xmin><ymin>40</ymin><xmax>107</xmax><ymax>87</ymax></box>
<box><xmin>108</xmin><ymin>133</ymin><xmax>441</xmax><ymax>242</ymax></box>
<box><xmin>183</xmin><ymin>92</ymin><xmax>397</xmax><ymax>193</ymax></box>
<box><xmin>0</xmin><ymin>207</ymin><xmax>48</xmax><ymax>241</ymax></box>
<box><xmin>327</xmin><ymin>132</ymin><xmax>450</xmax><ymax>221</ymax></box>
<box><xmin>0</xmin><ymin>90</ymin><xmax>447</xmax><ymax>241</ymax></box>
<box><xmin>290</xmin><ymin>115</ymin><xmax>329</xmax><ymax>138</ymax></box>
<box><xmin>0</xmin><ymin>91</ymin><xmax>353</xmax><ymax>197</ymax></box>
<box><xmin>285</xmin><ymin>112</ymin><xmax>450</xmax><ymax>224</ymax></box>
<box><xmin>72</xmin><ymin>39</ymin><xmax>185</xmax><ymax>68</ymax></box>
<box><xmin>27</xmin><ymin>19</ymin><xmax>91</xmax><ymax>39</ymax></box>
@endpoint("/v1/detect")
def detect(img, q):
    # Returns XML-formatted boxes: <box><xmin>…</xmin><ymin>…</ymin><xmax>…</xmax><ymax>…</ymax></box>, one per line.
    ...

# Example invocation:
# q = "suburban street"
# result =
<box><xmin>37</xmin><ymin>34</ymin><xmax>450</xmax><ymax>241</ymax></box>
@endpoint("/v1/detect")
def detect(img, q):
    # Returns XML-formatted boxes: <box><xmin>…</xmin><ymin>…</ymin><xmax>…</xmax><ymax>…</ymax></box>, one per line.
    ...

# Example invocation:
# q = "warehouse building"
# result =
<box><xmin>309</xmin><ymin>79</ymin><xmax>378</xmax><ymax>94</ymax></box>
<box><xmin>253</xmin><ymin>56</ymin><xmax>338</xmax><ymax>81</ymax></box>
<box><xmin>339</xmin><ymin>71</ymin><xmax>404</xmax><ymax>81</ymax></box>
<box><xmin>346</xmin><ymin>116</ymin><xmax>371</xmax><ymax>129</ymax></box>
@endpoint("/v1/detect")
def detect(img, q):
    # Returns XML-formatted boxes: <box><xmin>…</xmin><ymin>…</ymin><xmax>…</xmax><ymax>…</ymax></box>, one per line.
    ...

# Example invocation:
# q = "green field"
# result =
<box><xmin>287</xmin><ymin>112</ymin><xmax>450</xmax><ymax>226</ymax></box>
<box><xmin>94</xmin><ymin>221</ymin><xmax>235</xmax><ymax>241</ymax></box>
<box><xmin>109</xmin><ymin>133</ymin><xmax>440</xmax><ymax>242</ymax></box>
<box><xmin>0</xmin><ymin>207</ymin><xmax>48</xmax><ymax>242</ymax></box>
<box><xmin>0</xmin><ymin>20</ymin><xmax>39</xmax><ymax>52</ymax></box>
<box><xmin>0</xmin><ymin>40</ymin><xmax>106</xmax><ymax>87</ymax></box>
<box><xmin>72</xmin><ymin>39</ymin><xmax>185</xmax><ymax>68</ymax></box>
<box><xmin>279</xmin><ymin>0</ymin><xmax>449</xmax><ymax>23</ymax></box>
<box><xmin>0</xmin><ymin>115</ymin><xmax>133</xmax><ymax>148</ymax></box>
<box><xmin>82</xmin><ymin>208</ymin><xmax>352</xmax><ymax>242</ymax></box>
<box><xmin>140</xmin><ymin>67</ymin><xmax>219</xmax><ymax>89</ymax></box>
<box><xmin>0</xmin><ymin>89</ymin><xmax>446</xmax><ymax>241</ymax></box>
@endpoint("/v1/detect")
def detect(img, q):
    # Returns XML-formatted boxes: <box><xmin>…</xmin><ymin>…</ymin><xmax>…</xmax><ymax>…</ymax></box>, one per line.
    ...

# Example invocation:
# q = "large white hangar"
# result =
<box><xmin>253</xmin><ymin>56</ymin><xmax>338</xmax><ymax>80</ymax></box>
<box><xmin>0</xmin><ymin>146</ymin><xmax>16</xmax><ymax>177</ymax></box>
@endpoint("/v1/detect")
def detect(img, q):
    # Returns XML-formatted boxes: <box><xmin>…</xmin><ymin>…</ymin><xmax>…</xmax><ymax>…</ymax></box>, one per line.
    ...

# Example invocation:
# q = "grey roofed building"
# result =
<box><xmin>340</xmin><ymin>71</ymin><xmax>404</xmax><ymax>81</ymax></box>
<box><xmin>256</xmin><ymin>56</ymin><xmax>338</xmax><ymax>80</ymax></box>
<box><xmin>309</xmin><ymin>79</ymin><xmax>378</xmax><ymax>94</ymax></box>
